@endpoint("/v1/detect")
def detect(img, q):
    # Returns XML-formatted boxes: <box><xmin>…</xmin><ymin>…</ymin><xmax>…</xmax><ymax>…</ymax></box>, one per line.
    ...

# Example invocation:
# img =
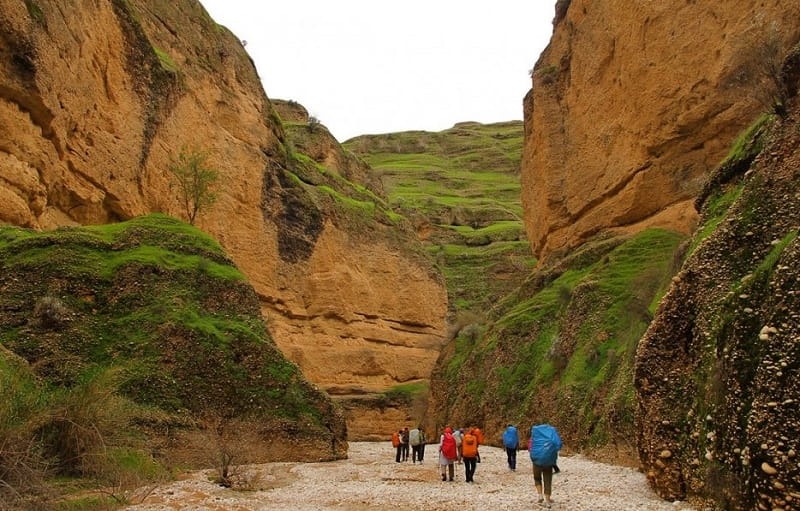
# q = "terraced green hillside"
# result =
<box><xmin>346</xmin><ymin>121</ymin><xmax>535</xmax><ymax>315</ymax></box>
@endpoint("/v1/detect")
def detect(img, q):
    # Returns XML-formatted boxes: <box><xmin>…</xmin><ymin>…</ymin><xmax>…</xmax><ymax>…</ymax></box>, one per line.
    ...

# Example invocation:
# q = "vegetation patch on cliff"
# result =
<box><xmin>431</xmin><ymin>228</ymin><xmax>684</xmax><ymax>460</ymax></box>
<box><xmin>0</xmin><ymin>214</ymin><xmax>346</xmax><ymax>508</ymax></box>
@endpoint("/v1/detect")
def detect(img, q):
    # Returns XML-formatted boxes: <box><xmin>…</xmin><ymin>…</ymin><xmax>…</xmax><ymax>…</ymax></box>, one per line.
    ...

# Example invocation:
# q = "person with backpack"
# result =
<box><xmin>438</xmin><ymin>427</ymin><xmax>458</xmax><ymax>481</ymax></box>
<box><xmin>461</xmin><ymin>428</ymin><xmax>480</xmax><ymax>482</ymax></box>
<box><xmin>502</xmin><ymin>424</ymin><xmax>520</xmax><ymax>471</ymax></box>
<box><xmin>471</xmin><ymin>426</ymin><xmax>485</xmax><ymax>463</ymax></box>
<box><xmin>529</xmin><ymin>423</ymin><xmax>563</xmax><ymax>508</ymax></box>
<box><xmin>392</xmin><ymin>429</ymin><xmax>402</xmax><ymax>462</ymax></box>
<box><xmin>452</xmin><ymin>427</ymin><xmax>463</xmax><ymax>464</ymax></box>
<box><xmin>401</xmin><ymin>427</ymin><xmax>410</xmax><ymax>462</ymax></box>
<box><xmin>409</xmin><ymin>426</ymin><xmax>422</xmax><ymax>463</ymax></box>
<box><xmin>418</xmin><ymin>426</ymin><xmax>427</xmax><ymax>462</ymax></box>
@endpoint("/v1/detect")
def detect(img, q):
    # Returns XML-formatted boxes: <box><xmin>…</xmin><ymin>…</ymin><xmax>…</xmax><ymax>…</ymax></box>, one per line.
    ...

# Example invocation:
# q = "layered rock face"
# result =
<box><xmin>0</xmin><ymin>0</ymin><xmax>447</xmax><ymax>437</ymax></box>
<box><xmin>522</xmin><ymin>0</ymin><xmax>800</xmax><ymax>260</ymax></box>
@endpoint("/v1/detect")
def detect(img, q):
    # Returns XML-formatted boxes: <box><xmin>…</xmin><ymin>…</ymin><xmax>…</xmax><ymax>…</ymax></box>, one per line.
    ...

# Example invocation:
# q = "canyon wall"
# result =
<box><xmin>636</xmin><ymin>94</ymin><xmax>800</xmax><ymax>510</ymax></box>
<box><xmin>0</xmin><ymin>0</ymin><xmax>447</xmax><ymax>438</ymax></box>
<box><xmin>522</xmin><ymin>0</ymin><xmax>800</xmax><ymax>260</ymax></box>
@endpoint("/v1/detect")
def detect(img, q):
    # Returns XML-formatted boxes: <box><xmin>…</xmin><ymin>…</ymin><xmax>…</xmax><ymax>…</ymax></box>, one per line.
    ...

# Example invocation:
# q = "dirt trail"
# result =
<box><xmin>124</xmin><ymin>442</ymin><xmax>696</xmax><ymax>511</ymax></box>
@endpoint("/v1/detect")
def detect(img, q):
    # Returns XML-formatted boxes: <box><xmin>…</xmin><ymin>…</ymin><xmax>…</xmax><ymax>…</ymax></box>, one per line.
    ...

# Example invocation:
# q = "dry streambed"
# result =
<box><xmin>124</xmin><ymin>442</ymin><xmax>696</xmax><ymax>511</ymax></box>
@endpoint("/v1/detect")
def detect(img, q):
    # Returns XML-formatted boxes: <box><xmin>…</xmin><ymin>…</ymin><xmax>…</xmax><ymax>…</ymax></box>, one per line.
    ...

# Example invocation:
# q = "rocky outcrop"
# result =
<box><xmin>635</xmin><ymin>92</ymin><xmax>800</xmax><ymax>508</ymax></box>
<box><xmin>521</xmin><ymin>0</ymin><xmax>800</xmax><ymax>261</ymax></box>
<box><xmin>0</xmin><ymin>0</ymin><xmax>447</xmax><ymax>438</ymax></box>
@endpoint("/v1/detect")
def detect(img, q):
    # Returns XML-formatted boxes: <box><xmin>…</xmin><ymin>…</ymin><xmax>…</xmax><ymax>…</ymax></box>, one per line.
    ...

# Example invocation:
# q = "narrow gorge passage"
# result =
<box><xmin>125</xmin><ymin>443</ymin><xmax>697</xmax><ymax>511</ymax></box>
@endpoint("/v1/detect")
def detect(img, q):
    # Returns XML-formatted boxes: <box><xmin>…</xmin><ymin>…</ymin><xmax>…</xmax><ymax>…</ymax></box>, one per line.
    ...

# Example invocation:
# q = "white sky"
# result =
<box><xmin>198</xmin><ymin>1</ymin><xmax>555</xmax><ymax>142</ymax></box>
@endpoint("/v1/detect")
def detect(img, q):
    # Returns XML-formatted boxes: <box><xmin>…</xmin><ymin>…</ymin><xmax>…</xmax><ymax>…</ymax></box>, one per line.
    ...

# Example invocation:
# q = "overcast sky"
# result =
<box><xmin>198</xmin><ymin>1</ymin><xmax>555</xmax><ymax>142</ymax></box>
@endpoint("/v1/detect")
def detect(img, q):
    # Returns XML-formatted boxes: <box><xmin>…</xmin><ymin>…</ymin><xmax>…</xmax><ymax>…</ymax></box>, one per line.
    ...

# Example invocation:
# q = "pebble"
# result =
<box><xmin>762</xmin><ymin>462</ymin><xmax>779</xmax><ymax>475</ymax></box>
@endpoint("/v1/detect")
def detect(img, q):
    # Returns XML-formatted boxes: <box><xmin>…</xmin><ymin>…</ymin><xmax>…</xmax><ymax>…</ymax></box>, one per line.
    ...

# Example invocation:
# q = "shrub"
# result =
<box><xmin>38</xmin><ymin>368</ymin><xmax>135</xmax><ymax>478</ymax></box>
<box><xmin>168</xmin><ymin>147</ymin><xmax>219</xmax><ymax>225</ymax></box>
<box><xmin>0</xmin><ymin>353</ymin><xmax>52</xmax><ymax>509</ymax></box>
<box><xmin>198</xmin><ymin>414</ymin><xmax>258</xmax><ymax>489</ymax></box>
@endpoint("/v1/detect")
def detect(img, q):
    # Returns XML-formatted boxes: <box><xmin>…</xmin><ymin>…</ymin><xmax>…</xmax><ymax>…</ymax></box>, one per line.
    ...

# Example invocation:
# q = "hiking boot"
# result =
<box><xmin>442</xmin><ymin>474</ymin><xmax>446</xmax><ymax>481</ymax></box>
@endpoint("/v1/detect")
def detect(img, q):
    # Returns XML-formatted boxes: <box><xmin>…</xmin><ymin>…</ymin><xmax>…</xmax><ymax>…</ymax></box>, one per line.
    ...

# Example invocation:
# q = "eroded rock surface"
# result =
<box><xmin>0</xmin><ymin>0</ymin><xmax>447</xmax><ymax>438</ymax></box>
<box><xmin>522</xmin><ymin>0</ymin><xmax>800</xmax><ymax>261</ymax></box>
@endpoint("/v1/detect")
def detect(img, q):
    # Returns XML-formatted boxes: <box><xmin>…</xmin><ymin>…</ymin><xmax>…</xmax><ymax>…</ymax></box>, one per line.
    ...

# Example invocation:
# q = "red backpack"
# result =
<box><xmin>441</xmin><ymin>432</ymin><xmax>457</xmax><ymax>459</ymax></box>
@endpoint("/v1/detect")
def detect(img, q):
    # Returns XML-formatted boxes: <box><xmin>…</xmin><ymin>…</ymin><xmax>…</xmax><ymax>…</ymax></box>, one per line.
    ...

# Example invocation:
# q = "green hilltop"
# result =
<box><xmin>346</xmin><ymin>121</ymin><xmax>536</xmax><ymax>316</ymax></box>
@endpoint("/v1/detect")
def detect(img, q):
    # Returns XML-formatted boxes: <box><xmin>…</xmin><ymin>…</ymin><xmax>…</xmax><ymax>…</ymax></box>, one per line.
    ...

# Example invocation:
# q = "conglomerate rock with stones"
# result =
<box><xmin>635</xmin><ymin>95</ymin><xmax>800</xmax><ymax>510</ymax></box>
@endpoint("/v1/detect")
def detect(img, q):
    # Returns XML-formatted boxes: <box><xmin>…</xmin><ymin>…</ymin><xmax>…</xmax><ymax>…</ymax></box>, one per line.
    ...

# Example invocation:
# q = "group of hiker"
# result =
<box><xmin>391</xmin><ymin>422</ymin><xmax>562</xmax><ymax>508</ymax></box>
<box><xmin>391</xmin><ymin>425</ymin><xmax>427</xmax><ymax>463</ymax></box>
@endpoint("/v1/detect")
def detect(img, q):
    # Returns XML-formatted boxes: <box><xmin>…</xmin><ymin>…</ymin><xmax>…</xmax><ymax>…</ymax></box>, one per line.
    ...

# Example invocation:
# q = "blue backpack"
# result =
<box><xmin>502</xmin><ymin>426</ymin><xmax>519</xmax><ymax>449</ymax></box>
<box><xmin>529</xmin><ymin>424</ymin><xmax>562</xmax><ymax>466</ymax></box>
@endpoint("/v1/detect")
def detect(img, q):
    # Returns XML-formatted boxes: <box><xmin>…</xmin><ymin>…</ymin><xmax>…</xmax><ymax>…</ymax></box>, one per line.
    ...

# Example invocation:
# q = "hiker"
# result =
<box><xmin>392</xmin><ymin>429</ymin><xmax>402</xmax><ymax>462</ymax></box>
<box><xmin>418</xmin><ymin>426</ymin><xmax>427</xmax><ymax>462</ymax></box>
<box><xmin>529</xmin><ymin>423</ymin><xmax>563</xmax><ymax>508</ymax></box>
<box><xmin>471</xmin><ymin>426</ymin><xmax>484</xmax><ymax>463</ymax></box>
<box><xmin>452</xmin><ymin>427</ymin><xmax>463</xmax><ymax>464</ymax></box>
<box><xmin>410</xmin><ymin>425</ymin><xmax>424</xmax><ymax>463</ymax></box>
<box><xmin>502</xmin><ymin>424</ymin><xmax>519</xmax><ymax>471</ymax></box>
<box><xmin>438</xmin><ymin>427</ymin><xmax>458</xmax><ymax>481</ymax></box>
<box><xmin>461</xmin><ymin>428</ymin><xmax>479</xmax><ymax>482</ymax></box>
<box><xmin>472</xmin><ymin>426</ymin><xmax>485</xmax><ymax>445</ymax></box>
<box><xmin>401</xmin><ymin>427</ymin><xmax>410</xmax><ymax>461</ymax></box>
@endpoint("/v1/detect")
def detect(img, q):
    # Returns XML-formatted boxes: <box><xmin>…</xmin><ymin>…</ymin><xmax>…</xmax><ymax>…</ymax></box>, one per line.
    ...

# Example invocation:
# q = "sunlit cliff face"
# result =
<box><xmin>0</xmin><ymin>0</ymin><xmax>448</xmax><ymax>436</ymax></box>
<box><xmin>521</xmin><ymin>0</ymin><xmax>800</xmax><ymax>262</ymax></box>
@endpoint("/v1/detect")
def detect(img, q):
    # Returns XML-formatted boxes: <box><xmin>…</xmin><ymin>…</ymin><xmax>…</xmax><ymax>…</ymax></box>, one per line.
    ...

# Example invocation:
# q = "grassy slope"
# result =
<box><xmin>345</xmin><ymin>121</ymin><xmax>535</xmax><ymax>316</ymax></box>
<box><xmin>0</xmin><ymin>214</ymin><xmax>345</xmax><ymax>507</ymax></box>
<box><xmin>430</xmin><ymin>228</ymin><xmax>685</xmax><ymax>456</ymax></box>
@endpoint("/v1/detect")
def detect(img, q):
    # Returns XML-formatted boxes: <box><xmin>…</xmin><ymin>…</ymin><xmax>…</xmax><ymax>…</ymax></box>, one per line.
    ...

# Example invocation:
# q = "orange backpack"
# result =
<box><xmin>462</xmin><ymin>433</ymin><xmax>478</xmax><ymax>457</ymax></box>
<box><xmin>392</xmin><ymin>431</ymin><xmax>400</xmax><ymax>448</ymax></box>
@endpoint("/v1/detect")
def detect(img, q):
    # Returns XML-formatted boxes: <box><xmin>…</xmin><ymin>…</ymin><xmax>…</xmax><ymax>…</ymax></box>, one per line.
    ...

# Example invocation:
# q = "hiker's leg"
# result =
<box><xmin>533</xmin><ymin>464</ymin><xmax>544</xmax><ymax>501</ymax></box>
<box><xmin>448</xmin><ymin>462</ymin><xmax>454</xmax><ymax>481</ymax></box>
<box><xmin>542</xmin><ymin>465</ymin><xmax>554</xmax><ymax>502</ymax></box>
<box><xmin>396</xmin><ymin>446</ymin><xmax>401</xmax><ymax>462</ymax></box>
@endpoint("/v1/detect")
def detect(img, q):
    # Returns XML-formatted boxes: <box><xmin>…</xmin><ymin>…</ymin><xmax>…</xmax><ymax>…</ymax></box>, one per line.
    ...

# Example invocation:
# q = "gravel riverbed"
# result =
<box><xmin>124</xmin><ymin>442</ymin><xmax>697</xmax><ymax>511</ymax></box>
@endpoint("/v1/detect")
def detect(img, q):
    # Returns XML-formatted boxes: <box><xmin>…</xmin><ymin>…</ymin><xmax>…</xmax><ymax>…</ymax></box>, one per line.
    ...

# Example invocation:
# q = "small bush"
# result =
<box><xmin>0</xmin><ymin>353</ymin><xmax>52</xmax><ymax>509</ymax></box>
<box><xmin>198</xmin><ymin>414</ymin><xmax>254</xmax><ymax>489</ymax></box>
<box><xmin>307</xmin><ymin>115</ymin><xmax>321</xmax><ymax>133</ymax></box>
<box><xmin>39</xmin><ymin>368</ymin><xmax>134</xmax><ymax>478</ymax></box>
<box><xmin>168</xmin><ymin>147</ymin><xmax>219</xmax><ymax>225</ymax></box>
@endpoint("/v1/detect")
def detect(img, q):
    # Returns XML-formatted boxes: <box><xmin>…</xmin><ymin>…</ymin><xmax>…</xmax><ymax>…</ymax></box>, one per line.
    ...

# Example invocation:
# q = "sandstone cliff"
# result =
<box><xmin>522</xmin><ymin>0</ymin><xmax>800</xmax><ymax>261</ymax></box>
<box><xmin>0</xmin><ymin>0</ymin><xmax>448</xmax><ymax>439</ymax></box>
